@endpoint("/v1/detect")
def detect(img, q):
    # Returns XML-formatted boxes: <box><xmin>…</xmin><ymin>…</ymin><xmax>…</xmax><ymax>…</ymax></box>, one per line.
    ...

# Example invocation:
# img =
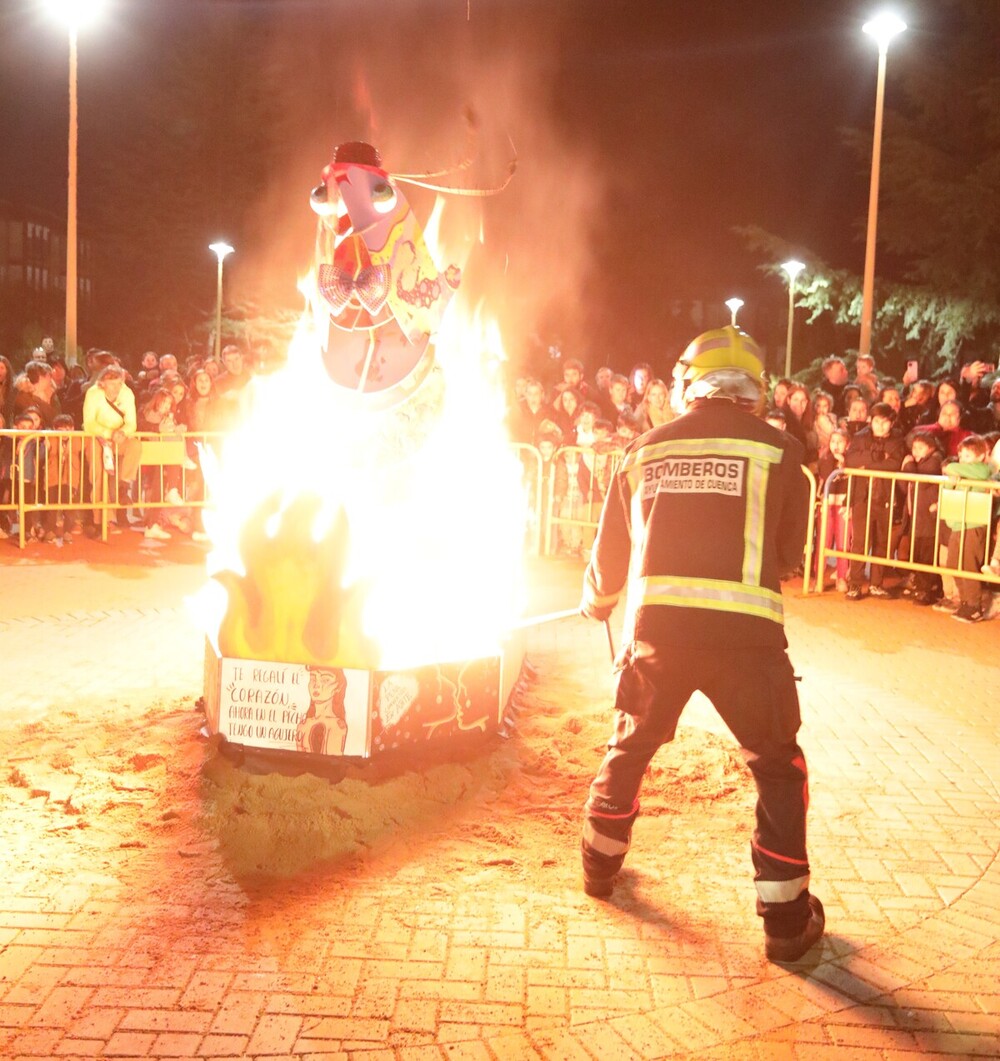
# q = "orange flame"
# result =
<box><xmin>193</xmin><ymin>204</ymin><xmax>526</xmax><ymax>671</ymax></box>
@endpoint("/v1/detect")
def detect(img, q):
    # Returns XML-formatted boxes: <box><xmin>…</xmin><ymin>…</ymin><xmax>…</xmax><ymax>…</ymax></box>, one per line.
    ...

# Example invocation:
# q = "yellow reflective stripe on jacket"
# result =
<box><xmin>639</xmin><ymin>576</ymin><xmax>784</xmax><ymax>623</ymax></box>
<box><xmin>742</xmin><ymin>459</ymin><xmax>770</xmax><ymax>585</ymax></box>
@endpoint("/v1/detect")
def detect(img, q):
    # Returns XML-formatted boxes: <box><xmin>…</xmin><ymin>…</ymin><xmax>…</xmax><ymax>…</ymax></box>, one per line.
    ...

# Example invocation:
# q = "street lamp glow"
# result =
<box><xmin>781</xmin><ymin>260</ymin><xmax>805</xmax><ymax>378</ymax></box>
<box><xmin>44</xmin><ymin>0</ymin><xmax>107</xmax><ymax>30</ymax></box>
<box><xmin>724</xmin><ymin>297</ymin><xmax>744</xmax><ymax>327</ymax></box>
<box><xmin>859</xmin><ymin>11</ymin><xmax>906</xmax><ymax>357</ymax></box>
<box><xmin>781</xmin><ymin>259</ymin><xmax>805</xmax><ymax>284</ymax></box>
<box><xmin>863</xmin><ymin>12</ymin><xmax>907</xmax><ymax>54</ymax></box>
<box><xmin>209</xmin><ymin>242</ymin><xmax>235</xmax><ymax>363</ymax></box>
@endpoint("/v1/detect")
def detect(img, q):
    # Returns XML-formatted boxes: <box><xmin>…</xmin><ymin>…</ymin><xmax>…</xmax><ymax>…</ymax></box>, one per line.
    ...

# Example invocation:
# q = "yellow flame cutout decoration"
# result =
<box><xmin>213</xmin><ymin>493</ymin><xmax>378</xmax><ymax>670</ymax></box>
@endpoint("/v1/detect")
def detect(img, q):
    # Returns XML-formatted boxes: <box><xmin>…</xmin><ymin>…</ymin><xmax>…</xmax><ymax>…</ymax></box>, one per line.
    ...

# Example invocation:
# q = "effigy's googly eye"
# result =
<box><xmin>371</xmin><ymin>181</ymin><xmax>397</xmax><ymax>214</ymax></box>
<box><xmin>310</xmin><ymin>183</ymin><xmax>336</xmax><ymax>216</ymax></box>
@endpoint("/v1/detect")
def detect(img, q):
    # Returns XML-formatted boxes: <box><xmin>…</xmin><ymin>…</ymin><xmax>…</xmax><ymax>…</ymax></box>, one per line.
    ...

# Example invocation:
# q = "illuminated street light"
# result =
<box><xmin>724</xmin><ymin>297</ymin><xmax>744</xmax><ymax>327</ymax></box>
<box><xmin>859</xmin><ymin>10</ymin><xmax>906</xmax><ymax>357</ymax></box>
<box><xmin>781</xmin><ymin>259</ymin><xmax>805</xmax><ymax>378</ymax></box>
<box><xmin>44</xmin><ymin>0</ymin><xmax>107</xmax><ymax>365</ymax></box>
<box><xmin>209</xmin><ymin>242</ymin><xmax>235</xmax><ymax>362</ymax></box>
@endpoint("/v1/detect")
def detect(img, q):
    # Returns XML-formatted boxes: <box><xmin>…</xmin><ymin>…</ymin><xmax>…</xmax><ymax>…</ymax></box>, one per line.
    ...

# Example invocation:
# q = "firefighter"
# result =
<box><xmin>578</xmin><ymin>326</ymin><xmax>824</xmax><ymax>964</ymax></box>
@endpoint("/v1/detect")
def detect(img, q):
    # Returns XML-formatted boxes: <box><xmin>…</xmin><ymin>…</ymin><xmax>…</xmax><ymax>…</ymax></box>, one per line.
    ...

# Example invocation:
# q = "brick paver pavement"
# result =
<box><xmin>0</xmin><ymin>541</ymin><xmax>998</xmax><ymax>1059</ymax></box>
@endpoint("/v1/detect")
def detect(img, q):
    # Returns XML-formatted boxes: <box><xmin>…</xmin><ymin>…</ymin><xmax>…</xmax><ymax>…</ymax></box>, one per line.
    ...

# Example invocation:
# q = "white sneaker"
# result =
<box><xmin>165</xmin><ymin>488</ymin><xmax>184</xmax><ymax>506</ymax></box>
<box><xmin>144</xmin><ymin>523</ymin><xmax>172</xmax><ymax>540</ymax></box>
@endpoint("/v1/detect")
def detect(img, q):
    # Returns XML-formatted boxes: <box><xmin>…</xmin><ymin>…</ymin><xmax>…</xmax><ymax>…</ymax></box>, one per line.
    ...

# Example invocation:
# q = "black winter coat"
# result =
<box><xmin>844</xmin><ymin>428</ymin><xmax>906</xmax><ymax>516</ymax></box>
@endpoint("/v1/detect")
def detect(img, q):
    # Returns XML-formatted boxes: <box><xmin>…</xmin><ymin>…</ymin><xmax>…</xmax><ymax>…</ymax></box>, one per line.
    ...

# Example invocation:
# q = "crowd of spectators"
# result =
<box><xmin>5</xmin><ymin>337</ymin><xmax>1000</xmax><ymax>614</ymax></box>
<box><xmin>0</xmin><ymin>338</ymin><xmax>253</xmax><ymax>544</ymax></box>
<box><xmin>507</xmin><ymin>358</ymin><xmax>671</xmax><ymax>559</ymax></box>
<box><xmin>507</xmin><ymin>351</ymin><xmax>1000</xmax><ymax>618</ymax></box>
<box><xmin>764</xmin><ymin>354</ymin><xmax>1000</xmax><ymax>624</ymax></box>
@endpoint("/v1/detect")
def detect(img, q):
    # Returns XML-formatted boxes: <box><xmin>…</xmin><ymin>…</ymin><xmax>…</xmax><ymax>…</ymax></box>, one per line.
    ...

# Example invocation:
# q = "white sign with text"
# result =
<box><xmin>217</xmin><ymin>658</ymin><xmax>371</xmax><ymax>757</ymax></box>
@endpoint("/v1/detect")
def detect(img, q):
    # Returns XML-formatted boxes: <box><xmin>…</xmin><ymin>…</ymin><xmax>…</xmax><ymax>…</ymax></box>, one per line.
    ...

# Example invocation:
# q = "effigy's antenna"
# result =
<box><xmin>393</xmin><ymin>110</ymin><xmax>517</xmax><ymax>197</ymax></box>
<box><xmin>394</xmin><ymin>136</ymin><xmax>517</xmax><ymax>197</ymax></box>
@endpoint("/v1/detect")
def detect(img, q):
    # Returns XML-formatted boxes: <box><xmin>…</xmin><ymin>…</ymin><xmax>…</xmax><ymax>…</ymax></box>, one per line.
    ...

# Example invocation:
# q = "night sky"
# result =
<box><xmin>0</xmin><ymin>0</ymin><xmax>958</xmax><ymax>364</ymax></box>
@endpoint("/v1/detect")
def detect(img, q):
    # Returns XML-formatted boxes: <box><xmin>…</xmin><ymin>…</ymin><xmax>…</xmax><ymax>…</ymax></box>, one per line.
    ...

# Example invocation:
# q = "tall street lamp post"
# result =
<box><xmin>859</xmin><ymin>11</ymin><xmax>906</xmax><ymax>358</ymax></box>
<box><xmin>725</xmin><ymin>298</ymin><xmax>744</xmax><ymax>327</ymax></box>
<box><xmin>781</xmin><ymin>259</ymin><xmax>805</xmax><ymax>378</ymax></box>
<box><xmin>45</xmin><ymin>0</ymin><xmax>105</xmax><ymax>365</ymax></box>
<box><xmin>209</xmin><ymin>242</ymin><xmax>234</xmax><ymax>362</ymax></box>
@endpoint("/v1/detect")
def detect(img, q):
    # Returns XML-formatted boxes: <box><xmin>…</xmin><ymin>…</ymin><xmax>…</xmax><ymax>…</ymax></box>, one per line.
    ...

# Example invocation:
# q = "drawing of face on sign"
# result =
<box><xmin>417</xmin><ymin>662</ymin><xmax>493</xmax><ymax>738</ymax></box>
<box><xmin>297</xmin><ymin>666</ymin><xmax>349</xmax><ymax>756</ymax></box>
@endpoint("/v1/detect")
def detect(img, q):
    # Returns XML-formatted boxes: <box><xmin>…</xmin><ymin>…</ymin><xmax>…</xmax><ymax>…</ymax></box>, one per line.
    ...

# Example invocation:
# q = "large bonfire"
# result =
<box><xmin>192</xmin><ymin>140</ymin><xmax>527</xmax><ymax>679</ymax></box>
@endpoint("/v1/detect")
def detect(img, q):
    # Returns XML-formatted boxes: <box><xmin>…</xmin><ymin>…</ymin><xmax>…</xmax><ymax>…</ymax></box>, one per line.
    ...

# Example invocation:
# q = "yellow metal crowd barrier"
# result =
<box><xmin>814</xmin><ymin>467</ymin><xmax>1000</xmax><ymax>595</ymax></box>
<box><xmin>541</xmin><ymin>444</ymin><xmax>626</xmax><ymax>558</ymax></box>
<box><xmin>4</xmin><ymin>428</ymin><xmax>995</xmax><ymax>606</ymax></box>
<box><xmin>1</xmin><ymin>429</ymin><xmax>223</xmax><ymax>549</ymax></box>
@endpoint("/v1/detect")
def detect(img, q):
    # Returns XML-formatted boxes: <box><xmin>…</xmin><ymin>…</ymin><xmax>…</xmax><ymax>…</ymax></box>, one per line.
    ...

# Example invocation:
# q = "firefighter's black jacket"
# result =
<box><xmin>582</xmin><ymin>400</ymin><xmax>809</xmax><ymax>650</ymax></box>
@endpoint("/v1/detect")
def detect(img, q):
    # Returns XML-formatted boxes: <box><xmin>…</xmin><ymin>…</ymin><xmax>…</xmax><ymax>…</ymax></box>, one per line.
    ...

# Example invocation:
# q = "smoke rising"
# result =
<box><xmin>233</xmin><ymin>3</ymin><xmax>605</xmax><ymax>369</ymax></box>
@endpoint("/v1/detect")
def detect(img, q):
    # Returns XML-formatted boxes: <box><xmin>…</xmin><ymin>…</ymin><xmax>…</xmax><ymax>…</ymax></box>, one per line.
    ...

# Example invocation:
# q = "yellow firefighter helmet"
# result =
<box><xmin>672</xmin><ymin>326</ymin><xmax>766</xmax><ymax>410</ymax></box>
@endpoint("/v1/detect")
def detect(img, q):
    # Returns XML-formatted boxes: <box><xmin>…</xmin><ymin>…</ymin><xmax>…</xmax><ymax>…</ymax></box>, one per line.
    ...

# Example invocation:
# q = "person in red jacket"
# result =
<box><xmin>912</xmin><ymin>400</ymin><xmax>972</xmax><ymax>460</ymax></box>
<box><xmin>578</xmin><ymin>326</ymin><xmax>824</xmax><ymax>964</ymax></box>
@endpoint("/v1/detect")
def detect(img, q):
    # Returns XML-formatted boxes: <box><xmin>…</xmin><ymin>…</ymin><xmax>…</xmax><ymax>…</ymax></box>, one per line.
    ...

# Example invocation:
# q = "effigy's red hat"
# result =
<box><xmin>332</xmin><ymin>142</ymin><xmax>382</xmax><ymax>168</ymax></box>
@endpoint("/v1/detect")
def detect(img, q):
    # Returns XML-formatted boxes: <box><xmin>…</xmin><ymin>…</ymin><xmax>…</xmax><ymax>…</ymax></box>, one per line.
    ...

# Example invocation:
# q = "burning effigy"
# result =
<box><xmin>196</xmin><ymin>138</ymin><xmax>527</xmax><ymax>773</ymax></box>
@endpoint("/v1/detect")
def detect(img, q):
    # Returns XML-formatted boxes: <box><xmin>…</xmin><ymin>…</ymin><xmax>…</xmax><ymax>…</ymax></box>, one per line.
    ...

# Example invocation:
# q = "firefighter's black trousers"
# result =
<box><xmin>583</xmin><ymin>643</ymin><xmax>813</xmax><ymax>936</ymax></box>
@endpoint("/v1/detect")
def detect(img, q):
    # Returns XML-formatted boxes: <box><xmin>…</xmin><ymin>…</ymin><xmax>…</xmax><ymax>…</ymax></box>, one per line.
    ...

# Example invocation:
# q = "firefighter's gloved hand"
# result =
<box><xmin>579</xmin><ymin>600</ymin><xmax>613</xmax><ymax>622</ymax></box>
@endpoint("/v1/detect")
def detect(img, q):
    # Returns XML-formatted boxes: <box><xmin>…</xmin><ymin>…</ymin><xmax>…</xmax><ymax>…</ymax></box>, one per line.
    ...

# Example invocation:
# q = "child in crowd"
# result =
<box><xmin>529</xmin><ymin>424</ymin><xmax>561</xmax><ymax>547</ymax></box>
<box><xmin>854</xmin><ymin>354</ymin><xmax>880</xmax><ymax>402</ymax></box>
<box><xmin>590</xmin><ymin>418</ymin><xmax>615</xmax><ymax>448</ymax></box>
<box><xmin>573</xmin><ymin>402</ymin><xmax>601</xmax><ymax>448</ymax></box>
<box><xmin>902</xmin><ymin>431</ymin><xmax>944</xmax><ymax>605</ymax></box>
<box><xmin>812</xmin><ymin>390</ymin><xmax>838</xmax><ymax>456</ymax></box>
<box><xmin>138</xmin><ymin>389</ymin><xmax>189</xmax><ymax>540</ymax></box>
<box><xmin>842</xmin><ymin>396</ymin><xmax>870</xmax><ymax>439</ymax></box>
<box><xmin>844</xmin><ymin>402</ymin><xmax>906</xmax><ymax>600</ymax></box>
<box><xmin>551</xmin><ymin>388</ymin><xmax>582</xmax><ymax>445</ymax></box>
<box><xmin>615</xmin><ymin>410</ymin><xmax>642</xmax><ymax>447</ymax></box>
<box><xmin>44</xmin><ymin>414</ymin><xmax>85</xmax><ymax>542</ymax></box>
<box><xmin>553</xmin><ymin>445</ymin><xmax>602</xmax><ymax>559</ymax></box>
<box><xmin>10</xmin><ymin>411</ymin><xmax>43</xmax><ymax>540</ymax></box>
<box><xmin>841</xmin><ymin>385</ymin><xmax>863</xmax><ymax>416</ymax></box>
<box><xmin>535</xmin><ymin>426</ymin><xmax>560</xmax><ymax>483</ymax></box>
<box><xmin>816</xmin><ymin>428</ymin><xmax>851</xmax><ymax>592</ymax></box>
<box><xmin>879</xmin><ymin>385</ymin><xmax>902</xmax><ymax>416</ymax></box>
<box><xmin>939</xmin><ymin>434</ymin><xmax>995</xmax><ymax>623</ymax></box>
